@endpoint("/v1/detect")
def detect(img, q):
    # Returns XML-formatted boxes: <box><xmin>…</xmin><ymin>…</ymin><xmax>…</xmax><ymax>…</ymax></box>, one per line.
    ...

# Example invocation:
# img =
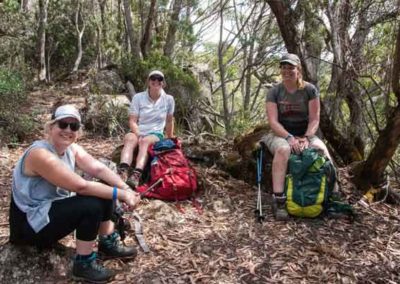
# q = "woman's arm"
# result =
<box><xmin>304</xmin><ymin>97</ymin><xmax>320</xmax><ymax>137</ymax></box>
<box><xmin>165</xmin><ymin>114</ymin><xmax>174</xmax><ymax>138</ymax></box>
<box><xmin>129</xmin><ymin>115</ymin><xmax>140</xmax><ymax>136</ymax></box>
<box><xmin>72</xmin><ymin>144</ymin><xmax>131</xmax><ymax>191</ymax></box>
<box><xmin>25</xmin><ymin>148</ymin><xmax>139</xmax><ymax>207</ymax></box>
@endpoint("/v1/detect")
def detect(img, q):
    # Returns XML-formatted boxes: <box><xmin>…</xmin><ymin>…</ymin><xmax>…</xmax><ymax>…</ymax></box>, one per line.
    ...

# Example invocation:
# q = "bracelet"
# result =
<box><xmin>305</xmin><ymin>135</ymin><xmax>314</xmax><ymax>141</ymax></box>
<box><xmin>112</xmin><ymin>186</ymin><xmax>118</xmax><ymax>201</ymax></box>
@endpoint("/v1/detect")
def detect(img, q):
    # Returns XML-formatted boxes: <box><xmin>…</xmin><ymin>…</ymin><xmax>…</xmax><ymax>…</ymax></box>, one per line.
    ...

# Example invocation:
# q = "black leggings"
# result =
<box><xmin>9</xmin><ymin>195</ymin><xmax>113</xmax><ymax>248</ymax></box>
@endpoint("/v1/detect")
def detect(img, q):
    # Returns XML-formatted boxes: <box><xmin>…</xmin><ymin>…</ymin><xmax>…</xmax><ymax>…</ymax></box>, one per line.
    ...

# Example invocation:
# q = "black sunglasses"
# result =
<box><xmin>149</xmin><ymin>75</ymin><xmax>164</xmax><ymax>82</ymax></box>
<box><xmin>56</xmin><ymin>120</ymin><xmax>81</xmax><ymax>132</ymax></box>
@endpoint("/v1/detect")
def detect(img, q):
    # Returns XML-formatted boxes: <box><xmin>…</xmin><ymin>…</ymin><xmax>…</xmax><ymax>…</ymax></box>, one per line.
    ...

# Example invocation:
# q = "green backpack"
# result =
<box><xmin>285</xmin><ymin>148</ymin><xmax>336</xmax><ymax>218</ymax></box>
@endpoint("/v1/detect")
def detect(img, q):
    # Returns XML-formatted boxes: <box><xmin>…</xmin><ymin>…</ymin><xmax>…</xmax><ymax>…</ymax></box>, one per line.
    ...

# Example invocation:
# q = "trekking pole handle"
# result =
<box><xmin>257</xmin><ymin>147</ymin><xmax>263</xmax><ymax>184</ymax></box>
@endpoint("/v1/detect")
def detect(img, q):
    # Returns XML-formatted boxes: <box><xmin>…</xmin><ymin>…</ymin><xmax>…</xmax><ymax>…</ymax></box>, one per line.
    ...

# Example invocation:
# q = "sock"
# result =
<box><xmin>75</xmin><ymin>252</ymin><xmax>95</xmax><ymax>261</ymax></box>
<box><xmin>119</xmin><ymin>163</ymin><xmax>129</xmax><ymax>169</ymax></box>
<box><xmin>133</xmin><ymin>168</ymin><xmax>143</xmax><ymax>173</ymax></box>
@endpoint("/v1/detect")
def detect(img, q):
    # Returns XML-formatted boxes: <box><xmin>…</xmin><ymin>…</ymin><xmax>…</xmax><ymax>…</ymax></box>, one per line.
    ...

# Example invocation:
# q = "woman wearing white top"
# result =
<box><xmin>119</xmin><ymin>70</ymin><xmax>175</xmax><ymax>188</ymax></box>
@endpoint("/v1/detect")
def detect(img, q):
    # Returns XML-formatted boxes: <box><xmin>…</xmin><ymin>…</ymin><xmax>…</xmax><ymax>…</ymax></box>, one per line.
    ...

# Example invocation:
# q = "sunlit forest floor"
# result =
<box><xmin>1</xmin><ymin>83</ymin><xmax>400</xmax><ymax>283</ymax></box>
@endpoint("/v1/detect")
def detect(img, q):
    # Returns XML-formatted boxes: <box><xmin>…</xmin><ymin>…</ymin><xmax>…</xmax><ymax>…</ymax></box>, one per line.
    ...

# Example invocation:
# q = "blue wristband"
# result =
<box><xmin>112</xmin><ymin>186</ymin><xmax>117</xmax><ymax>201</ymax></box>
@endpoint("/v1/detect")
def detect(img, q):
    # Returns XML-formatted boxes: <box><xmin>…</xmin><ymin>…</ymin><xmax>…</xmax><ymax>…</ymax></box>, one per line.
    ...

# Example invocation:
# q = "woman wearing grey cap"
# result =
<box><xmin>118</xmin><ymin>70</ymin><xmax>175</xmax><ymax>188</ymax></box>
<box><xmin>9</xmin><ymin>104</ymin><xmax>140</xmax><ymax>283</ymax></box>
<box><xmin>262</xmin><ymin>53</ymin><xmax>332</xmax><ymax>221</ymax></box>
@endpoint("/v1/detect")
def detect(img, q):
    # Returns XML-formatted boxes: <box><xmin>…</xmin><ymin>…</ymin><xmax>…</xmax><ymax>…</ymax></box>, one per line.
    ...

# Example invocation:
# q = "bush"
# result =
<box><xmin>0</xmin><ymin>68</ymin><xmax>35</xmax><ymax>144</ymax></box>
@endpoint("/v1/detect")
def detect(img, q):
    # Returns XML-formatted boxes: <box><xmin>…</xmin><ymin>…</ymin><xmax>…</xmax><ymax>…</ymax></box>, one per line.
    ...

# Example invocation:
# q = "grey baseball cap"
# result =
<box><xmin>52</xmin><ymin>104</ymin><xmax>81</xmax><ymax>122</ymax></box>
<box><xmin>280</xmin><ymin>53</ymin><xmax>301</xmax><ymax>66</ymax></box>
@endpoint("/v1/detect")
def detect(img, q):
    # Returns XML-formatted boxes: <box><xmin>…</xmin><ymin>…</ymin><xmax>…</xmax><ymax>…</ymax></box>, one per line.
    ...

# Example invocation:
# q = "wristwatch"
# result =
<box><xmin>285</xmin><ymin>134</ymin><xmax>294</xmax><ymax>141</ymax></box>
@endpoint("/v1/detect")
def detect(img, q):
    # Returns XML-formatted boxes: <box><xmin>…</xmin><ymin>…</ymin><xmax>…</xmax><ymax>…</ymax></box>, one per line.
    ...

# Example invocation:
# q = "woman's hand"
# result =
<box><xmin>297</xmin><ymin>137</ymin><xmax>309</xmax><ymax>152</ymax></box>
<box><xmin>287</xmin><ymin>136</ymin><xmax>302</xmax><ymax>154</ymax></box>
<box><xmin>120</xmin><ymin>189</ymin><xmax>141</xmax><ymax>210</ymax></box>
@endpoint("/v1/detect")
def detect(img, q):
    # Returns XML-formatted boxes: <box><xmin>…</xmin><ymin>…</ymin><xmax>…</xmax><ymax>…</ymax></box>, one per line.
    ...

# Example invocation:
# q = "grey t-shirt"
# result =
<box><xmin>129</xmin><ymin>89</ymin><xmax>175</xmax><ymax>136</ymax></box>
<box><xmin>12</xmin><ymin>140</ymin><xmax>75</xmax><ymax>233</ymax></box>
<box><xmin>266</xmin><ymin>82</ymin><xmax>319</xmax><ymax>136</ymax></box>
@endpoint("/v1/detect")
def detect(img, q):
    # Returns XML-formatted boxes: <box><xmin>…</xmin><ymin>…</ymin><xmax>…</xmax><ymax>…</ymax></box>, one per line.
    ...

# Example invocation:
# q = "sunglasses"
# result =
<box><xmin>56</xmin><ymin>120</ymin><xmax>81</xmax><ymax>132</ymax></box>
<box><xmin>280</xmin><ymin>64</ymin><xmax>297</xmax><ymax>71</ymax></box>
<box><xmin>149</xmin><ymin>75</ymin><xmax>164</xmax><ymax>82</ymax></box>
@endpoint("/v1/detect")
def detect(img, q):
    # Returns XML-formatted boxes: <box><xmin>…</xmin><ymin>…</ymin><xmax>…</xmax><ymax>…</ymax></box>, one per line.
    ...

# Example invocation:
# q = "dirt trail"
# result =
<box><xmin>0</xmin><ymin>84</ymin><xmax>400</xmax><ymax>283</ymax></box>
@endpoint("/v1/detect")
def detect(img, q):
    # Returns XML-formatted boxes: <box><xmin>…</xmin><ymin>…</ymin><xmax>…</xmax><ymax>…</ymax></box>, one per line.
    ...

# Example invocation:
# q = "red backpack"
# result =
<box><xmin>136</xmin><ymin>138</ymin><xmax>198</xmax><ymax>201</ymax></box>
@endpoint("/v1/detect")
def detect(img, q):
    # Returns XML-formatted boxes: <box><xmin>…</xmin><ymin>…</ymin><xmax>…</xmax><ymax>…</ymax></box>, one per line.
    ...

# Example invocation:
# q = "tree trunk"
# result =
<box><xmin>72</xmin><ymin>1</ymin><xmax>86</xmax><ymax>73</ymax></box>
<box><xmin>163</xmin><ymin>0</ymin><xmax>183</xmax><ymax>58</ymax></box>
<box><xmin>354</xmin><ymin>18</ymin><xmax>400</xmax><ymax>190</ymax></box>
<box><xmin>37</xmin><ymin>0</ymin><xmax>48</xmax><ymax>82</ymax></box>
<box><xmin>20</xmin><ymin>0</ymin><xmax>31</xmax><ymax>12</ymax></box>
<box><xmin>140</xmin><ymin>0</ymin><xmax>157</xmax><ymax>58</ymax></box>
<box><xmin>96</xmin><ymin>0</ymin><xmax>107</xmax><ymax>68</ymax></box>
<box><xmin>218</xmin><ymin>0</ymin><xmax>231</xmax><ymax>135</ymax></box>
<box><xmin>123</xmin><ymin>0</ymin><xmax>142</xmax><ymax>59</ymax></box>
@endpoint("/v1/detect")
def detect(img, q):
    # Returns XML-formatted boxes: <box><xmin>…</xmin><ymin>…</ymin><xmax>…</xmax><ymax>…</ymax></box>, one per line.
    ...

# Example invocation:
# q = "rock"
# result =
<box><xmin>0</xmin><ymin>243</ymin><xmax>73</xmax><ymax>283</ymax></box>
<box><xmin>90</xmin><ymin>70</ymin><xmax>125</xmax><ymax>94</ymax></box>
<box><xmin>82</xmin><ymin>93</ymin><xmax>130</xmax><ymax>136</ymax></box>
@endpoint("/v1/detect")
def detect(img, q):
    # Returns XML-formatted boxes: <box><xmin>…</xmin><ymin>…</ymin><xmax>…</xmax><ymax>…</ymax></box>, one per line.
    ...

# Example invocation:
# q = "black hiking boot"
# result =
<box><xmin>272</xmin><ymin>194</ymin><xmax>289</xmax><ymax>221</ymax></box>
<box><xmin>126</xmin><ymin>169</ymin><xmax>142</xmax><ymax>189</ymax></box>
<box><xmin>98</xmin><ymin>232</ymin><xmax>137</xmax><ymax>260</ymax></box>
<box><xmin>72</xmin><ymin>252</ymin><xmax>114</xmax><ymax>283</ymax></box>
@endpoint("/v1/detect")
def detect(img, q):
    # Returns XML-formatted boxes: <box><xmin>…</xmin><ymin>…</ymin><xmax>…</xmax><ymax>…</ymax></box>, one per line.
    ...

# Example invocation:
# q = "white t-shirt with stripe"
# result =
<box><xmin>129</xmin><ymin>89</ymin><xmax>175</xmax><ymax>135</ymax></box>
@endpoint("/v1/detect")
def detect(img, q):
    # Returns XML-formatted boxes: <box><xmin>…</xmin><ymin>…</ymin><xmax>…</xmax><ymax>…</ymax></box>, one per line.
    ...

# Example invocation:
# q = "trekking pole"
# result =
<box><xmin>139</xmin><ymin>178</ymin><xmax>163</xmax><ymax>198</ymax></box>
<box><xmin>255</xmin><ymin>145</ymin><xmax>265</xmax><ymax>222</ymax></box>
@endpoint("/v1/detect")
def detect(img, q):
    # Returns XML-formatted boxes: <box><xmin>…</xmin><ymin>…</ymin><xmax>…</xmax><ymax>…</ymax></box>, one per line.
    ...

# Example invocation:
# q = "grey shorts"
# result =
<box><xmin>261</xmin><ymin>133</ymin><xmax>321</xmax><ymax>154</ymax></box>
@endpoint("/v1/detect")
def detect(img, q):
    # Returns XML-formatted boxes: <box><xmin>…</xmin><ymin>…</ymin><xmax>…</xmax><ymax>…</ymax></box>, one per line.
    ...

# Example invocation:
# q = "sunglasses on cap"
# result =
<box><xmin>149</xmin><ymin>75</ymin><xmax>164</xmax><ymax>82</ymax></box>
<box><xmin>56</xmin><ymin>120</ymin><xmax>81</xmax><ymax>132</ymax></box>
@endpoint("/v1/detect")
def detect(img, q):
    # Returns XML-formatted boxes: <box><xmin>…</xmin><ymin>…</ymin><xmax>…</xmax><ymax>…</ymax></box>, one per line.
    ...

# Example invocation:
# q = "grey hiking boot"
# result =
<box><xmin>117</xmin><ymin>165</ymin><xmax>129</xmax><ymax>182</ymax></box>
<box><xmin>98</xmin><ymin>232</ymin><xmax>137</xmax><ymax>260</ymax></box>
<box><xmin>126</xmin><ymin>170</ymin><xmax>142</xmax><ymax>189</ymax></box>
<box><xmin>72</xmin><ymin>252</ymin><xmax>114</xmax><ymax>283</ymax></box>
<box><xmin>272</xmin><ymin>194</ymin><xmax>289</xmax><ymax>221</ymax></box>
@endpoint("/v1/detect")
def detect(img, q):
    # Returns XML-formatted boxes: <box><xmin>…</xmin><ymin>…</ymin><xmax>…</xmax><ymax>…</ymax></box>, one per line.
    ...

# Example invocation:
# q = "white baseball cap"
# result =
<box><xmin>148</xmin><ymin>70</ymin><xmax>164</xmax><ymax>78</ymax></box>
<box><xmin>52</xmin><ymin>104</ymin><xmax>81</xmax><ymax>122</ymax></box>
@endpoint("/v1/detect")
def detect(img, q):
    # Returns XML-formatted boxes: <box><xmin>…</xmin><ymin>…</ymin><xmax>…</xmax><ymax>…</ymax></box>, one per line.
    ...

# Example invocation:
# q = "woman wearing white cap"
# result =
<box><xmin>9</xmin><ymin>104</ymin><xmax>140</xmax><ymax>283</ymax></box>
<box><xmin>262</xmin><ymin>53</ymin><xmax>331</xmax><ymax>221</ymax></box>
<box><xmin>118</xmin><ymin>70</ymin><xmax>175</xmax><ymax>188</ymax></box>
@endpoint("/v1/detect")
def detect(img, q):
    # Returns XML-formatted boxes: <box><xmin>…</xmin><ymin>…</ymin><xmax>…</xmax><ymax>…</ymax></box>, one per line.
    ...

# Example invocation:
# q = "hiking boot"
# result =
<box><xmin>98</xmin><ymin>232</ymin><xmax>137</xmax><ymax>260</ymax></box>
<box><xmin>72</xmin><ymin>252</ymin><xmax>114</xmax><ymax>283</ymax></box>
<box><xmin>272</xmin><ymin>194</ymin><xmax>289</xmax><ymax>221</ymax></box>
<box><xmin>126</xmin><ymin>170</ymin><xmax>142</xmax><ymax>189</ymax></box>
<box><xmin>117</xmin><ymin>165</ymin><xmax>129</xmax><ymax>182</ymax></box>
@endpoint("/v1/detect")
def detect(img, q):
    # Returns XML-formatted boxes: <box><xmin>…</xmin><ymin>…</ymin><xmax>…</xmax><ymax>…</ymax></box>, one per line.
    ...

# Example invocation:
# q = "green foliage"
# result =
<box><xmin>2</xmin><ymin>0</ymin><xmax>20</xmax><ymax>12</ymax></box>
<box><xmin>230</xmin><ymin>109</ymin><xmax>263</xmax><ymax>137</ymax></box>
<box><xmin>0</xmin><ymin>68</ymin><xmax>35</xmax><ymax>143</ymax></box>
<box><xmin>121</xmin><ymin>52</ymin><xmax>200</xmax><ymax>97</ymax></box>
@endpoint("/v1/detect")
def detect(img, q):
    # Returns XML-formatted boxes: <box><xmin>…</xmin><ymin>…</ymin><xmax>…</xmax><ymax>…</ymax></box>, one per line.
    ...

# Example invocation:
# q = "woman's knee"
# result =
<box><xmin>79</xmin><ymin>196</ymin><xmax>111</xmax><ymax>220</ymax></box>
<box><xmin>124</xmin><ymin>132</ymin><xmax>138</xmax><ymax>144</ymax></box>
<box><xmin>274</xmin><ymin>145</ymin><xmax>291</xmax><ymax>159</ymax></box>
